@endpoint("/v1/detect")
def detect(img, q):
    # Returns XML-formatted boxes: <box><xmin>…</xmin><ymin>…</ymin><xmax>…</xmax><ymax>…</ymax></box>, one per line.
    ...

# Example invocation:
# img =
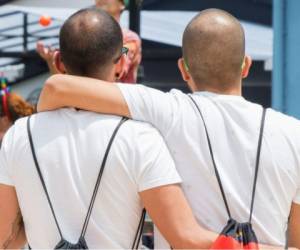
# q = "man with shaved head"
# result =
<box><xmin>38</xmin><ymin>9</ymin><xmax>300</xmax><ymax>249</ymax></box>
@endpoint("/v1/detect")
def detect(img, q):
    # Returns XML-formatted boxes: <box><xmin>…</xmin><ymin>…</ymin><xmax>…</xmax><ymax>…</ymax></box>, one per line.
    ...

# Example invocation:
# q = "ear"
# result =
<box><xmin>241</xmin><ymin>55</ymin><xmax>252</xmax><ymax>79</ymax></box>
<box><xmin>115</xmin><ymin>54</ymin><xmax>126</xmax><ymax>81</ymax></box>
<box><xmin>53</xmin><ymin>51</ymin><xmax>67</xmax><ymax>74</ymax></box>
<box><xmin>178</xmin><ymin>58</ymin><xmax>191</xmax><ymax>82</ymax></box>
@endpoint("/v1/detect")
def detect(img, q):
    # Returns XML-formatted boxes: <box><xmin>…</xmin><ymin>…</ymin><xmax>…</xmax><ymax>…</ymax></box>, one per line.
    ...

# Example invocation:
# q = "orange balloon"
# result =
<box><xmin>39</xmin><ymin>15</ymin><xmax>52</xmax><ymax>27</ymax></box>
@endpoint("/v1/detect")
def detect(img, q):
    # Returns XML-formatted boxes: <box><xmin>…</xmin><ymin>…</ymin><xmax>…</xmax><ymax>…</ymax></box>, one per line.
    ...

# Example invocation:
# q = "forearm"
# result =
<box><xmin>173</xmin><ymin>225</ymin><xmax>216</xmax><ymax>249</ymax></box>
<box><xmin>37</xmin><ymin>74</ymin><xmax>130</xmax><ymax>117</ymax></box>
<box><xmin>141</xmin><ymin>185</ymin><xmax>217</xmax><ymax>249</ymax></box>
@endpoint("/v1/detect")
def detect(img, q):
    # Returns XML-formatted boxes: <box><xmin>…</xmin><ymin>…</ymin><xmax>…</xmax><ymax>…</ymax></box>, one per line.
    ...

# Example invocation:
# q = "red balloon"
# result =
<box><xmin>39</xmin><ymin>15</ymin><xmax>52</xmax><ymax>27</ymax></box>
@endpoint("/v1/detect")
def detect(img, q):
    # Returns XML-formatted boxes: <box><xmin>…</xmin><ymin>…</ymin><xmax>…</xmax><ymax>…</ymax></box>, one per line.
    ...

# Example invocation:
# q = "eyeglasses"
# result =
<box><xmin>121</xmin><ymin>47</ymin><xmax>129</xmax><ymax>55</ymax></box>
<box><xmin>114</xmin><ymin>47</ymin><xmax>129</xmax><ymax>64</ymax></box>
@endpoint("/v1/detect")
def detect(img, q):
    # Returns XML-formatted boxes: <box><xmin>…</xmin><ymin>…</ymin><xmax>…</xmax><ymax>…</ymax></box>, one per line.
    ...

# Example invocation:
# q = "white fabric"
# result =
<box><xmin>118</xmin><ymin>84</ymin><xmax>300</xmax><ymax>247</ymax></box>
<box><xmin>0</xmin><ymin>109</ymin><xmax>181</xmax><ymax>249</ymax></box>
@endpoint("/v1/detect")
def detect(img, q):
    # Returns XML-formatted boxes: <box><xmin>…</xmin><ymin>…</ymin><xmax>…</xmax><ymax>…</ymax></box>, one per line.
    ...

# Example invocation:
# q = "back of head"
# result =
<box><xmin>60</xmin><ymin>8</ymin><xmax>123</xmax><ymax>78</ymax></box>
<box><xmin>182</xmin><ymin>9</ymin><xmax>245</xmax><ymax>90</ymax></box>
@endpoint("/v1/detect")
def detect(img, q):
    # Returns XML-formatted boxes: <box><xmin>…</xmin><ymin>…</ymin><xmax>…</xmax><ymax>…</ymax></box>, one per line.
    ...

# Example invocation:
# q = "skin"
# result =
<box><xmin>36</xmin><ymin>41</ymin><xmax>59</xmax><ymax>75</ymax></box>
<box><xmin>140</xmin><ymin>184</ymin><xmax>216</xmax><ymax>249</ymax></box>
<box><xmin>0</xmin><ymin>184</ymin><xmax>26</xmax><ymax>249</ymax></box>
<box><xmin>95</xmin><ymin>0</ymin><xmax>124</xmax><ymax>22</ymax></box>
<box><xmin>288</xmin><ymin>203</ymin><xmax>300</xmax><ymax>248</ymax></box>
<box><xmin>0</xmin><ymin>116</ymin><xmax>12</xmax><ymax>140</ymax></box>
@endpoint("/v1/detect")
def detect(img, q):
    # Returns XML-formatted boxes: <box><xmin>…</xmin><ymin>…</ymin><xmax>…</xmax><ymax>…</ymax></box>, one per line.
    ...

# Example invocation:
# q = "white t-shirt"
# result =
<box><xmin>118</xmin><ymin>84</ymin><xmax>300</xmax><ymax>247</ymax></box>
<box><xmin>0</xmin><ymin>109</ymin><xmax>181</xmax><ymax>249</ymax></box>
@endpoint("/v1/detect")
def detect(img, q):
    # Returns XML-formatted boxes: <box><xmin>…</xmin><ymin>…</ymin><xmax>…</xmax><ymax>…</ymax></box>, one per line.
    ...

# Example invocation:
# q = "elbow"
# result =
<box><xmin>43</xmin><ymin>74</ymin><xmax>63</xmax><ymax>96</ymax></box>
<box><xmin>37</xmin><ymin>74</ymin><xmax>64</xmax><ymax>112</ymax></box>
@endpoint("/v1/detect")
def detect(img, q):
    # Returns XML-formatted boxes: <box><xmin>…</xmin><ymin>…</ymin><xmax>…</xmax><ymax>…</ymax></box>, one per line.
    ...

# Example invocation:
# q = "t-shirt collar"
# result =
<box><xmin>193</xmin><ymin>91</ymin><xmax>246</xmax><ymax>101</ymax></box>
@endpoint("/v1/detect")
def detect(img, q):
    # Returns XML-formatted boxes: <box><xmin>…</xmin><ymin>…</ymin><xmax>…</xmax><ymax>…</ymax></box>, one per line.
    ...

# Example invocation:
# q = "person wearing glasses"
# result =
<box><xmin>0</xmin><ymin>8</ymin><xmax>217</xmax><ymax>249</ymax></box>
<box><xmin>37</xmin><ymin>0</ymin><xmax>141</xmax><ymax>83</ymax></box>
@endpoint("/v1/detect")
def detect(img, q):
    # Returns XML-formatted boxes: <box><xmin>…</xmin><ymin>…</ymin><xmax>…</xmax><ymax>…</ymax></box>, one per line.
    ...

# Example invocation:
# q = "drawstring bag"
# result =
<box><xmin>189</xmin><ymin>95</ymin><xmax>266</xmax><ymax>250</ymax></box>
<box><xmin>27</xmin><ymin>116</ymin><xmax>145</xmax><ymax>249</ymax></box>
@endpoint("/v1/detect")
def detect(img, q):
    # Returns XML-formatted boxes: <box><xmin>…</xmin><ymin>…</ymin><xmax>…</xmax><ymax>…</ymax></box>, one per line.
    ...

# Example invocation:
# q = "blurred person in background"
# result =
<box><xmin>37</xmin><ymin>0</ymin><xmax>141</xmax><ymax>83</ymax></box>
<box><xmin>0</xmin><ymin>84</ymin><xmax>35</xmax><ymax>145</ymax></box>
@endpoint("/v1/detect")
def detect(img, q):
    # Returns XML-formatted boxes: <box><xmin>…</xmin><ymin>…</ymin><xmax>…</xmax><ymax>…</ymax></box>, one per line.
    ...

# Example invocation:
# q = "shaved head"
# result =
<box><xmin>60</xmin><ymin>8</ymin><xmax>123</xmax><ymax>77</ymax></box>
<box><xmin>182</xmin><ymin>9</ymin><xmax>245</xmax><ymax>89</ymax></box>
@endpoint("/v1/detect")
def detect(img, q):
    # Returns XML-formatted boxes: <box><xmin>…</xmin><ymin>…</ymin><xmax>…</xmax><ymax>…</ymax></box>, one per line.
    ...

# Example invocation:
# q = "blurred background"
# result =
<box><xmin>0</xmin><ymin>0</ymin><xmax>299</xmax><ymax>118</ymax></box>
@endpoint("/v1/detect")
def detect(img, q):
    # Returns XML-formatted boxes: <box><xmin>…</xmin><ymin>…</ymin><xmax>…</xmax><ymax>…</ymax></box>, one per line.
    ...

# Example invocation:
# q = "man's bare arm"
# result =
<box><xmin>37</xmin><ymin>74</ymin><xmax>130</xmax><ymax>117</ymax></box>
<box><xmin>140</xmin><ymin>184</ymin><xmax>287</xmax><ymax>249</ymax></box>
<box><xmin>288</xmin><ymin>202</ymin><xmax>300</xmax><ymax>249</ymax></box>
<box><xmin>140</xmin><ymin>184</ymin><xmax>216</xmax><ymax>249</ymax></box>
<box><xmin>0</xmin><ymin>184</ymin><xmax>26</xmax><ymax>249</ymax></box>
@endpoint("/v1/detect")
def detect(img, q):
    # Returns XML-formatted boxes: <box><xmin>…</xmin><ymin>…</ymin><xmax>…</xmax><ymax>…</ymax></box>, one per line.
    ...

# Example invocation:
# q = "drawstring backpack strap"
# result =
<box><xmin>131</xmin><ymin>208</ymin><xmax>146</xmax><ymax>250</ymax></box>
<box><xmin>27</xmin><ymin>116</ymin><xmax>64</xmax><ymax>239</ymax></box>
<box><xmin>188</xmin><ymin>95</ymin><xmax>266</xmax><ymax>222</ymax></box>
<box><xmin>249</xmin><ymin>108</ymin><xmax>266</xmax><ymax>222</ymax></box>
<box><xmin>188</xmin><ymin>95</ymin><xmax>232</xmax><ymax>219</ymax></box>
<box><xmin>80</xmin><ymin>117</ymin><xmax>128</xmax><ymax>238</ymax></box>
<box><xmin>27</xmin><ymin>116</ymin><xmax>128</xmax><ymax>244</ymax></box>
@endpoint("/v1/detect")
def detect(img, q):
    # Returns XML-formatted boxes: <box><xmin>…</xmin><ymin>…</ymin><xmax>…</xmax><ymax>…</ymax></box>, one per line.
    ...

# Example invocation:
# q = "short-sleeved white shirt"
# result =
<box><xmin>0</xmin><ymin>109</ymin><xmax>181</xmax><ymax>249</ymax></box>
<box><xmin>118</xmin><ymin>84</ymin><xmax>300</xmax><ymax>247</ymax></box>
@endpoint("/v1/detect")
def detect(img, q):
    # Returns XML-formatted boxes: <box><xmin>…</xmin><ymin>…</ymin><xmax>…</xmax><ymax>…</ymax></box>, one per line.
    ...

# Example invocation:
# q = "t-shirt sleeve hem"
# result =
<box><xmin>0</xmin><ymin>175</ymin><xmax>14</xmax><ymax>186</ymax></box>
<box><xmin>117</xmin><ymin>83</ymin><xmax>137</xmax><ymax>118</ymax></box>
<box><xmin>138</xmin><ymin>177</ymin><xmax>182</xmax><ymax>192</ymax></box>
<box><xmin>293</xmin><ymin>196</ymin><xmax>300</xmax><ymax>204</ymax></box>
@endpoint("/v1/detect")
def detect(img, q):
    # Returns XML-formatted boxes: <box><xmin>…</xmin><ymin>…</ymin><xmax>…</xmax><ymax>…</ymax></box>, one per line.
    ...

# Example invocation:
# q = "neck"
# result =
<box><xmin>191</xmin><ymin>80</ymin><xmax>242</xmax><ymax>96</ymax></box>
<box><xmin>88</xmin><ymin>71</ymin><xmax>114</xmax><ymax>82</ymax></box>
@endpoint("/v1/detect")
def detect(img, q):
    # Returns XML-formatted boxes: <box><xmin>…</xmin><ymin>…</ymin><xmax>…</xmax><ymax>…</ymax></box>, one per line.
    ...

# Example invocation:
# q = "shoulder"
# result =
<box><xmin>169</xmin><ymin>88</ymin><xmax>189</xmax><ymax>99</ymax></box>
<box><xmin>1</xmin><ymin>116</ymin><xmax>29</xmax><ymax>159</ymax></box>
<box><xmin>7</xmin><ymin>116</ymin><xmax>28</xmax><ymax>141</ymax></box>
<box><xmin>121</xmin><ymin>119</ymin><xmax>163</xmax><ymax>140</ymax></box>
<box><xmin>266</xmin><ymin>108</ymin><xmax>300</xmax><ymax>137</ymax></box>
<box><xmin>118</xmin><ymin>119</ymin><xmax>166</xmax><ymax>153</ymax></box>
<box><xmin>267</xmin><ymin>108</ymin><xmax>300</xmax><ymax>128</ymax></box>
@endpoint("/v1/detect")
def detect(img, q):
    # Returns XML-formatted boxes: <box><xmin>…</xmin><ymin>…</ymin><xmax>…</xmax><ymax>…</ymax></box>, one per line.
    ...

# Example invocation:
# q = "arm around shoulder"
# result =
<box><xmin>140</xmin><ymin>184</ymin><xmax>216</xmax><ymax>249</ymax></box>
<box><xmin>37</xmin><ymin>74</ymin><xmax>130</xmax><ymax>117</ymax></box>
